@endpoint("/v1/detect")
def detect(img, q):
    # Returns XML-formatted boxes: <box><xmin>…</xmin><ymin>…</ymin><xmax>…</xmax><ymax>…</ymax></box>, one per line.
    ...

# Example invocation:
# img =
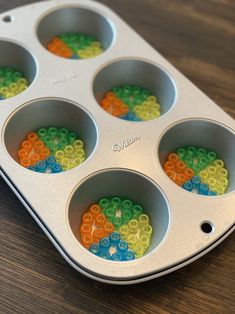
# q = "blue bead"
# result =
<box><xmin>51</xmin><ymin>163</ymin><xmax>62</xmax><ymax>173</ymax></box>
<box><xmin>35</xmin><ymin>160</ymin><xmax>47</xmax><ymax>172</ymax></box>
<box><xmin>198</xmin><ymin>183</ymin><xmax>209</xmax><ymax>195</ymax></box>
<box><xmin>28</xmin><ymin>165</ymin><xmax>36</xmax><ymax>171</ymax></box>
<box><xmin>109</xmin><ymin>232</ymin><xmax>120</xmax><ymax>246</ymax></box>
<box><xmin>89</xmin><ymin>243</ymin><xmax>100</xmax><ymax>255</ymax></box>
<box><xmin>191</xmin><ymin>176</ymin><xmax>201</xmax><ymax>188</ymax></box>
<box><xmin>71</xmin><ymin>54</ymin><xmax>79</xmax><ymax>59</ymax></box>
<box><xmin>99</xmin><ymin>249</ymin><xmax>110</xmax><ymax>260</ymax></box>
<box><xmin>123</xmin><ymin>250</ymin><xmax>135</xmax><ymax>261</ymax></box>
<box><xmin>99</xmin><ymin>237</ymin><xmax>111</xmax><ymax>250</ymax></box>
<box><xmin>46</xmin><ymin>156</ymin><xmax>56</xmax><ymax>165</ymax></box>
<box><xmin>183</xmin><ymin>180</ymin><xmax>193</xmax><ymax>192</ymax></box>
<box><xmin>117</xmin><ymin>240</ymin><xmax>128</xmax><ymax>253</ymax></box>
<box><xmin>111</xmin><ymin>252</ymin><xmax>123</xmax><ymax>261</ymax></box>
<box><xmin>208</xmin><ymin>191</ymin><xmax>217</xmax><ymax>196</ymax></box>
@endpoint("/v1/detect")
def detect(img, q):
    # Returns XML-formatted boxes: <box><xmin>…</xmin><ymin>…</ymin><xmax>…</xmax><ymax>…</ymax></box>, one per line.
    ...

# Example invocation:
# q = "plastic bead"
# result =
<box><xmin>18</xmin><ymin>127</ymin><xmax>85</xmax><ymax>173</ymax></box>
<box><xmin>47</xmin><ymin>32</ymin><xmax>104</xmax><ymax>59</ymax></box>
<box><xmin>163</xmin><ymin>145</ymin><xmax>229</xmax><ymax>196</ymax></box>
<box><xmin>111</xmin><ymin>252</ymin><xmax>123</xmax><ymax>261</ymax></box>
<box><xmin>100</xmin><ymin>84</ymin><xmax>161</xmax><ymax>122</ymax></box>
<box><xmin>0</xmin><ymin>66</ymin><xmax>29</xmax><ymax>100</ymax></box>
<box><xmin>81</xmin><ymin>197</ymin><xmax>152</xmax><ymax>261</ymax></box>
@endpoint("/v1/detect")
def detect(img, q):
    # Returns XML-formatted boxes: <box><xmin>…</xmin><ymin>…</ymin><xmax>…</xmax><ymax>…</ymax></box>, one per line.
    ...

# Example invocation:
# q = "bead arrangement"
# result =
<box><xmin>163</xmin><ymin>146</ymin><xmax>229</xmax><ymax>195</ymax></box>
<box><xmin>80</xmin><ymin>197</ymin><xmax>153</xmax><ymax>261</ymax></box>
<box><xmin>17</xmin><ymin>127</ymin><xmax>85</xmax><ymax>173</ymax></box>
<box><xmin>100</xmin><ymin>85</ymin><xmax>161</xmax><ymax>121</ymax></box>
<box><xmin>0</xmin><ymin>66</ymin><xmax>29</xmax><ymax>100</ymax></box>
<box><xmin>47</xmin><ymin>32</ymin><xmax>104</xmax><ymax>59</ymax></box>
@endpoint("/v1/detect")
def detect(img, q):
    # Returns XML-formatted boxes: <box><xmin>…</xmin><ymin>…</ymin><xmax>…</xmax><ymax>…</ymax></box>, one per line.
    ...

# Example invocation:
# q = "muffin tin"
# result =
<box><xmin>0</xmin><ymin>0</ymin><xmax>234</xmax><ymax>284</ymax></box>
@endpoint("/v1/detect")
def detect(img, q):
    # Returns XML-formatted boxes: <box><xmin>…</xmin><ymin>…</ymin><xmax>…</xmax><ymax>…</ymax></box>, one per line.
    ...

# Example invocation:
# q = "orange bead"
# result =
<box><xmin>103</xmin><ymin>222</ymin><xmax>114</xmax><ymax>236</ymax></box>
<box><xmin>105</xmin><ymin>92</ymin><xmax>116</xmax><ymax>100</ymax></box>
<box><xmin>82</xmin><ymin>212</ymin><xmax>93</xmax><ymax>224</ymax></box>
<box><xmin>81</xmin><ymin>234</ymin><xmax>93</xmax><ymax>249</ymax></box>
<box><xmin>30</xmin><ymin>153</ymin><xmax>40</xmax><ymax>164</ymax></box>
<box><xmin>168</xmin><ymin>153</ymin><xmax>179</xmax><ymax>163</ymax></box>
<box><xmin>89</xmin><ymin>204</ymin><xmax>101</xmax><ymax>218</ymax></box>
<box><xmin>163</xmin><ymin>161</ymin><xmax>175</xmax><ymax>171</ymax></box>
<box><xmin>175</xmin><ymin>160</ymin><xmax>186</xmax><ymax>173</ymax></box>
<box><xmin>18</xmin><ymin>148</ymin><xmax>29</xmax><ymax>159</ymax></box>
<box><xmin>27</xmin><ymin>132</ymin><xmax>39</xmax><ymax>143</ymax></box>
<box><xmin>21</xmin><ymin>140</ymin><xmax>32</xmax><ymax>151</ymax></box>
<box><xmin>95</xmin><ymin>213</ymin><xmax>106</xmax><ymax>227</ymax></box>
<box><xmin>184</xmin><ymin>167</ymin><xmax>194</xmax><ymax>179</ymax></box>
<box><xmin>40</xmin><ymin>147</ymin><xmax>50</xmax><ymax>159</ymax></box>
<box><xmin>175</xmin><ymin>173</ymin><xmax>187</xmax><ymax>186</ymax></box>
<box><xmin>165</xmin><ymin>169</ymin><xmax>175</xmax><ymax>180</ymax></box>
<box><xmin>34</xmin><ymin>140</ymin><xmax>45</xmax><ymax>152</ymax></box>
<box><xmin>93</xmin><ymin>228</ymin><xmax>104</xmax><ymax>242</ymax></box>
<box><xmin>80</xmin><ymin>223</ymin><xmax>92</xmax><ymax>235</ymax></box>
<box><xmin>20</xmin><ymin>157</ymin><xmax>31</xmax><ymax>168</ymax></box>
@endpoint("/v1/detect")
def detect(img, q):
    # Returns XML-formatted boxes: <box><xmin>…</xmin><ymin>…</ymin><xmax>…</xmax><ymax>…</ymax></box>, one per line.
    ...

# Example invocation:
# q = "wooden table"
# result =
<box><xmin>0</xmin><ymin>1</ymin><xmax>234</xmax><ymax>313</ymax></box>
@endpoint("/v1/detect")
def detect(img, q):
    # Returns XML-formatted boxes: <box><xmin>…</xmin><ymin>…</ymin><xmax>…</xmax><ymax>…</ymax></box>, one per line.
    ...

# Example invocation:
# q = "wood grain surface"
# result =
<box><xmin>0</xmin><ymin>0</ymin><xmax>234</xmax><ymax>313</ymax></box>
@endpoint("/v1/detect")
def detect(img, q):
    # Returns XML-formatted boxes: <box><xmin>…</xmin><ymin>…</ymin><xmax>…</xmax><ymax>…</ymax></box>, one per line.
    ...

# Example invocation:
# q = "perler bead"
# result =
<box><xmin>80</xmin><ymin>197</ymin><xmax>153</xmax><ymax>261</ymax></box>
<box><xmin>163</xmin><ymin>145</ymin><xmax>229</xmax><ymax>195</ymax></box>
<box><xmin>47</xmin><ymin>32</ymin><xmax>104</xmax><ymax>59</ymax></box>
<box><xmin>100</xmin><ymin>85</ymin><xmax>161</xmax><ymax>122</ymax></box>
<box><xmin>17</xmin><ymin>127</ymin><xmax>86</xmax><ymax>173</ymax></box>
<box><xmin>0</xmin><ymin>66</ymin><xmax>29</xmax><ymax>100</ymax></box>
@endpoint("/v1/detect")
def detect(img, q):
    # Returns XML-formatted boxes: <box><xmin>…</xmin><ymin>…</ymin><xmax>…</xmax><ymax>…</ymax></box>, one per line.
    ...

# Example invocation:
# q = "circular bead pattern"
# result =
<box><xmin>17</xmin><ymin>127</ymin><xmax>85</xmax><ymax>173</ymax></box>
<box><xmin>163</xmin><ymin>146</ymin><xmax>229</xmax><ymax>195</ymax></box>
<box><xmin>100</xmin><ymin>85</ymin><xmax>161</xmax><ymax>121</ymax></box>
<box><xmin>0</xmin><ymin>66</ymin><xmax>29</xmax><ymax>100</ymax></box>
<box><xmin>80</xmin><ymin>197</ymin><xmax>153</xmax><ymax>261</ymax></box>
<box><xmin>47</xmin><ymin>32</ymin><xmax>104</xmax><ymax>59</ymax></box>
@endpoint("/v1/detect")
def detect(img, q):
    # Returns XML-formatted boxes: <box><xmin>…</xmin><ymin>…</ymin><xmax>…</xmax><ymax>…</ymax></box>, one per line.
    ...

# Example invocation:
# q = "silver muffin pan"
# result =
<box><xmin>0</xmin><ymin>0</ymin><xmax>234</xmax><ymax>285</ymax></box>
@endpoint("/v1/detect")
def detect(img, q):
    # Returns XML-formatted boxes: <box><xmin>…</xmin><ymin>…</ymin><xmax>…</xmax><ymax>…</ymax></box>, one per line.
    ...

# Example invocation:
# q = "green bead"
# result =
<box><xmin>111</xmin><ymin>197</ymin><xmax>121</xmax><ymax>208</ymax></box>
<box><xmin>196</xmin><ymin>147</ymin><xmax>207</xmax><ymax>157</ymax></box>
<box><xmin>132</xmin><ymin>204</ymin><xmax>143</xmax><ymax>218</ymax></box>
<box><xmin>59</xmin><ymin>138</ymin><xmax>68</xmax><ymax>149</ymax></box>
<box><xmin>104</xmin><ymin>207</ymin><xmax>115</xmax><ymax>222</ymax></box>
<box><xmin>193</xmin><ymin>163</ymin><xmax>202</xmax><ymax>174</ymax></box>
<box><xmin>176</xmin><ymin>148</ymin><xmax>186</xmax><ymax>160</ymax></box>
<box><xmin>113</xmin><ymin>217</ymin><xmax>122</xmax><ymax>229</ymax></box>
<box><xmin>207</xmin><ymin>151</ymin><xmax>217</xmax><ymax>162</ymax></box>
<box><xmin>187</xmin><ymin>146</ymin><xmax>196</xmax><ymax>156</ymax></box>
<box><xmin>68</xmin><ymin>132</ymin><xmax>77</xmax><ymax>144</ymax></box>
<box><xmin>99</xmin><ymin>198</ymin><xmax>110</xmax><ymax>209</ymax></box>
<box><xmin>37</xmin><ymin>128</ymin><xmax>48</xmax><ymax>138</ymax></box>
<box><xmin>59</xmin><ymin>128</ymin><xmax>69</xmax><ymax>137</ymax></box>
<box><xmin>122</xmin><ymin>199</ymin><xmax>133</xmax><ymax>210</ymax></box>
<box><xmin>198</xmin><ymin>156</ymin><xmax>209</xmax><ymax>168</ymax></box>
<box><xmin>122</xmin><ymin>209</ymin><xmax>132</xmax><ymax>223</ymax></box>
<box><xmin>48</xmin><ymin>127</ymin><xmax>58</xmax><ymax>138</ymax></box>
<box><xmin>184</xmin><ymin>155</ymin><xmax>193</xmax><ymax>167</ymax></box>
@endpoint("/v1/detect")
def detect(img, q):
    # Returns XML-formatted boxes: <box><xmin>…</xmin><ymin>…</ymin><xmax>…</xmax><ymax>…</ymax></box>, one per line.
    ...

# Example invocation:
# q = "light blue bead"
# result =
<box><xmin>35</xmin><ymin>160</ymin><xmax>47</xmax><ymax>173</ymax></box>
<box><xmin>99</xmin><ymin>237</ymin><xmax>111</xmax><ymax>250</ymax></box>
<box><xmin>183</xmin><ymin>181</ymin><xmax>193</xmax><ymax>192</ymax></box>
<box><xmin>99</xmin><ymin>249</ymin><xmax>110</xmax><ymax>260</ymax></box>
<box><xmin>198</xmin><ymin>183</ymin><xmax>209</xmax><ymax>195</ymax></box>
<box><xmin>89</xmin><ymin>243</ymin><xmax>100</xmax><ymax>255</ymax></box>
<box><xmin>28</xmin><ymin>165</ymin><xmax>36</xmax><ymax>171</ymax></box>
<box><xmin>191</xmin><ymin>176</ymin><xmax>201</xmax><ymax>188</ymax></box>
<box><xmin>46</xmin><ymin>156</ymin><xmax>56</xmax><ymax>165</ymax></box>
<box><xmin>51</xmin><ymin>163</ymin><xmax>62</xmax><ymax>173</ymax></box>
<box><xmin>208</xmin><ymin>191</ymin><xmax>217</xmax><ymax>196</ymax></box>
<box><xmin>117</xmin><ymin>240</ymin><xmax>128</xmax><ymax>253</ymax></box>
<box><xmin>123</xmin><ymin>250</ymin><xmax>135</xmax><ymax>261</ymax></box>
<box><xmin>109</xmin><ymin>232</ymin><xmax>120</xmax><ymax>246</ymax></box>
<box><xmin>111</xmin><ymin>252</ymin><xmax>123</xmax><ymax>261</ymax></box>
